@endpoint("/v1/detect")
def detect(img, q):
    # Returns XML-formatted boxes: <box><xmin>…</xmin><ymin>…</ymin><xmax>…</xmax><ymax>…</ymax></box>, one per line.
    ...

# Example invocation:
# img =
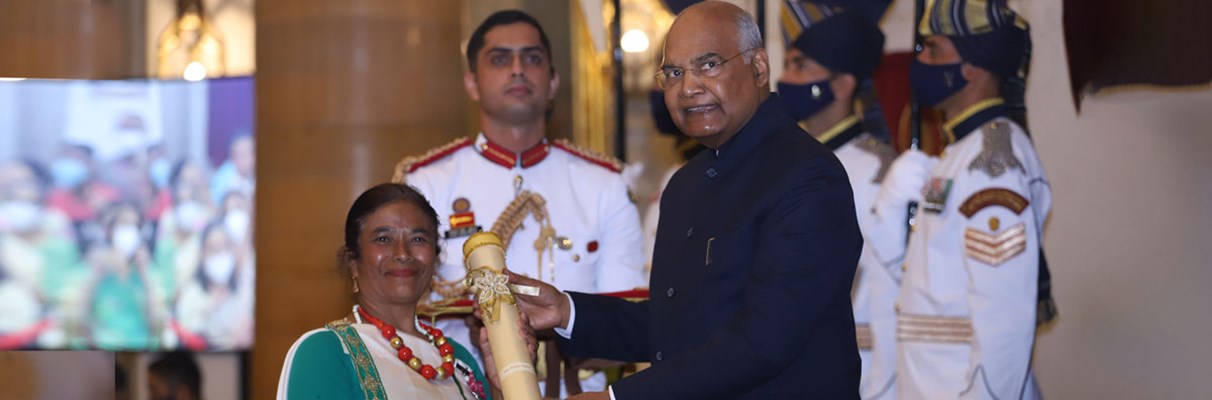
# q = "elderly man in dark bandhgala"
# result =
<box><xmin>510</xmin><ymin>1</ymin><xmax>864</xmax><ymax>398</ymax></box>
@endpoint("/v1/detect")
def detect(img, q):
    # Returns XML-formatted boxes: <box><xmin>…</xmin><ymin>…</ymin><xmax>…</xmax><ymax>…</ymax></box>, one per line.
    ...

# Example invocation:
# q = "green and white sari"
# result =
<box><xmin>277</xmin><ymin>317</ymin><xmax>492</xmax><ymax>400</ymax></box>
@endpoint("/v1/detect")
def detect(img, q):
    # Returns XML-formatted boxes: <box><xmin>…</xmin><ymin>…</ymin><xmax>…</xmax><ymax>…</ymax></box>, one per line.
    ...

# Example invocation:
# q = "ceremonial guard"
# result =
<box><xmin>392</xmin><ymin>10</ymin><xmax>645</xmax><ymax>396</ymax></box>
<box><xmin>874</xmin><ymin>0</ymin><xmax>1052</xmax><ymax>398</ymax></box>
<box><xmin>777</xmin><ymin>2</ymin><xmax>901</xmax><ymax>398</ymax></box>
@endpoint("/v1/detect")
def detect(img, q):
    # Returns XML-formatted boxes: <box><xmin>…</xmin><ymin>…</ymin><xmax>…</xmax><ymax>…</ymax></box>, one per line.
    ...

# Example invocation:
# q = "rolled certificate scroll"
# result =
<box><xmin>463</xmin><ymin>232</ymin><xmax>541</xmax><ymax>400</ymax></box>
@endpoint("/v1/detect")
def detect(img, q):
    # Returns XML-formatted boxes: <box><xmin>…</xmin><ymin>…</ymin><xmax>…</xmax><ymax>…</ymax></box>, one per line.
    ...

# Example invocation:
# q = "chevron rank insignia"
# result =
<box><xmin>964</xmin><ymin>222</ymin><xmax>1027</xmax><ymax>266</ymax></box>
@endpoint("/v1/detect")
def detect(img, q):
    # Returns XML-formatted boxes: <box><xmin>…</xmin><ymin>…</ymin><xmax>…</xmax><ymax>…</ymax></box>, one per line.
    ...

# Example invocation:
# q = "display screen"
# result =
<box><xmin>0</xmin><ymin>77</ymin><xmax>255</xmax><ymax>351</ymax></box>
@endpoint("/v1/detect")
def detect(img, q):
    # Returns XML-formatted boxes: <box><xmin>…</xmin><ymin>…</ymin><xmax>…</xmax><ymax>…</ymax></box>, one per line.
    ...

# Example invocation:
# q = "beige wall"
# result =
<box><xmin>1034</xmin><ymin>85</ymin><xmax>1212</xmax><ymax>399</ymax></box>
<box><xmin>1023</xmin><ymin>1</ymin><xmax>1212</xmax><ymax>398</ymax></box>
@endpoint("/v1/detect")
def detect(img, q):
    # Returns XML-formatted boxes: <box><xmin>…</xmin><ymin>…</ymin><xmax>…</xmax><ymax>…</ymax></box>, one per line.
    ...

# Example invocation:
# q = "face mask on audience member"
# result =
<box><xmin>174</xmin><ymin>201</ymin><xmax>208</xmax><ymax>233</ymax></box>
<box><xmin>204</xmin><ymin>251</ymin><xmax>237</xmax><ymax>284</ymax></box>
<box><xmin>112</xmin><ymin>224</ymin><xmax>142</xmax><ymax>258</ymax></box>
<box><xmin>777</xmin><ymin>80</ymin><xmax>836</xmax><ymax>121</ymax></box>
<box><xmin>50</xmin><ymin>158</ymin><xmax>89</xmax><ymax>189</ymax></box>
<box><xmin>223</xmin><ymin>209</ymin><xmax>250</xmax><ymax>243</ymax></box>
<box><xmin>149</xmin><ymin>159</ymin><xmax>172</xmax><ymax>189</ymax></box>
<box><xmin>909</xmin><ymin>59</ymin><xmax>968</xmax><ymax>107</ymax></box>
<box><xmin>0</xmin><ymin>200</ymin><xmax>43</xmax><ymax>233</ymax></box>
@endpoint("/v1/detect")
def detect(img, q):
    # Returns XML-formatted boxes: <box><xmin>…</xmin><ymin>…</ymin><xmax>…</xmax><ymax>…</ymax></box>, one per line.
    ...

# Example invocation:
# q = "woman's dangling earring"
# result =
<box><xmin>352</xmin><ymin>276</ymin><xmax>360</xmax><ymax>293</ymax></box>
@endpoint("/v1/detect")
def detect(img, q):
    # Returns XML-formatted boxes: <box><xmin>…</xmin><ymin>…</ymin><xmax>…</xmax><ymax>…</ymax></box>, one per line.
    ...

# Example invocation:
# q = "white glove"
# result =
<box><xmin>876</xmin><ymin>149</ymin><xmax>938</xmax><ymax>207</ymax></box>
<box><xmin>621</xmin><ymin>162</ymin><xmax>645</xmax><ymax>191</ymax></box>
<box><xmin>868</xmin><ymin>149</ymin><xmax>939</xmax><ymax>265</ymax></box>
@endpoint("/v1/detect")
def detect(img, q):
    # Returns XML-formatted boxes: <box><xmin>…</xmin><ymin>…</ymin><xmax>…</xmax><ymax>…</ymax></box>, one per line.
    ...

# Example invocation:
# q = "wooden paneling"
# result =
<box><xmin>252</xmin><ymin>1</ymin><xmax>467</xmax><ymax>397</ymax></box>
<box><xmin>0</xmin><ymin>0</ymin><xmax>138</xmax><ymax>79</ymax></box>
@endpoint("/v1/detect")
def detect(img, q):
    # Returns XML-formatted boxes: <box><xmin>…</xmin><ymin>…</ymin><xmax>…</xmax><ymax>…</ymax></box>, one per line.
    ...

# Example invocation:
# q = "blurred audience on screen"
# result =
<box><xmin>46</xmin><ymin>144</ymin><xmax>122</xmax><ymax>233</ymax></box>
<box><xmin>0</xmin><ymin>133</ymin><xmax>256</xmax><ymax>350</ymax></box>
<box><xmin>209</xmin><ymin>134</ymin><xmax>254</xmax><ymax>206</ymax></box>
<box><xmin>0</xmin><ymin>159</ymin><xmax>81</xmax><ymax>348</ymax></box>
<box><xmin>176</xmin><ymin>220</ymin><xmax>253</xmax><ymax>349</ymax></box>
<box><xmin>0</xmin><ymin>78</ymin><xmax>256</xmax><ymax>351</ymax></box>
<box><xmin>84</xmin><ymin>202</ymin><xmax>157</xmax><ymax>349</ymax></box>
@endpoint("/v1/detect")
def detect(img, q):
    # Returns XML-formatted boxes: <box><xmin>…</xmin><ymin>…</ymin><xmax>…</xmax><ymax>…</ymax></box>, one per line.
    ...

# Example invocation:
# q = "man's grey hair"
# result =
<box><xmin>736</xmin><ymin>10</ymin><xmax>764</xmax><ymax>63</ymax></box>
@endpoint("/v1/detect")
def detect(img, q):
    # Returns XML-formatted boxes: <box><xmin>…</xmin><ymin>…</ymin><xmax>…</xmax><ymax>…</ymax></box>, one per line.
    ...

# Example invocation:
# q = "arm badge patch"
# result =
<box><xmin>959</xmin><ymin>188</ymin><xmax>1029</xmax><ymax>218</ymax></box>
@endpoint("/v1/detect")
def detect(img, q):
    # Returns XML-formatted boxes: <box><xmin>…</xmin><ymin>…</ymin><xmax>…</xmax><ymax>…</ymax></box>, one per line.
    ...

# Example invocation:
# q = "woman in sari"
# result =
<box><xmin>278</xmin><ymin>183</ymin><xmax>528</xmax><ymax>399</ymax></box>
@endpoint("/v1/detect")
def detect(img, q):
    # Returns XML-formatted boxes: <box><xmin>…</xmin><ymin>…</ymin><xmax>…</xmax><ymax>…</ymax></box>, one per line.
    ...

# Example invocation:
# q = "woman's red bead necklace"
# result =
<box><xmin>356</xmin><ymin>305</ymin><xmax>455</xmax><ymax>381</ymax></box>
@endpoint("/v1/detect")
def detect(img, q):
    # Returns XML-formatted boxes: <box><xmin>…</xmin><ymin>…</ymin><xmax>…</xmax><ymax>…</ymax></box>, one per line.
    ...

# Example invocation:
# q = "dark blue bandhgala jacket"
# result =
<box><xmin>559</xmin><ymin>94</ymin><xmax>864</xmax><ymax>399</ymax></box>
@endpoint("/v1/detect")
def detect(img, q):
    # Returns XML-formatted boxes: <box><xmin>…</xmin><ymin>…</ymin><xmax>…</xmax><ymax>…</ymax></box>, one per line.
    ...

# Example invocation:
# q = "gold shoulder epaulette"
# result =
<box><xmin>968</xmin><ymin>121</ymin><xmax>1024</xmax><ymax>178</ymax></box>
<box><xmin>391</xmin><ymin>137</ymin><xmax>474</xmax><ymax>184</ymax></box>
<box><xmin>551</xmin><ymin>139</ymin><xmax>623</xmax><ymax>173</ymax></box>
<box><xmin>853</xmin><ymin>133</ymin><xmax>898</xmax><ymax>183</ymax></box>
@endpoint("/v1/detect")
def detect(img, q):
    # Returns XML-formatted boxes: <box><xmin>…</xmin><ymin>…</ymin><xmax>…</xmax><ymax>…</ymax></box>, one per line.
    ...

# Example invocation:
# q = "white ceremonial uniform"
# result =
<box><xmin>397</xmin><ymin>133</ymin><xmax>646</xmax><ymax>394</ymax></box>
<box><xmin>887</xmin><ymin>100</ymin><xmax>1050</xmax><ymax>400</ymax></box>
<box><xmin>815</xmin><ymin>116</ymin><xmax>903</xmax><ymax>400</ymax></box>
<box><xmin>640</xmin><ymin>164</ymin><xmax>679</xmax><ymax>281</ymax></box>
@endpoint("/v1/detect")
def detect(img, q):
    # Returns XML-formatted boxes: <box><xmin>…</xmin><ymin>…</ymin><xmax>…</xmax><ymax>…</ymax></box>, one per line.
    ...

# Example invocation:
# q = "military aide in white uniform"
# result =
<box><xmin>392</xmin><ymin>10</ymin><xmax>645</xmax><ymax>396</ymax></box>
<box><xmin>777</xmin><ymin>2</ymin><xmax>902</xmax><ymax>398</ymax></box>
<box><xmin>875</xmin><ymin>0</ymin><xmax>1051</xmax><ymax>398</ymax></box>
<box><xmin>397</xmin><ymin>135</ymin><xmax>645</xmax><ymax>308</ymax></box>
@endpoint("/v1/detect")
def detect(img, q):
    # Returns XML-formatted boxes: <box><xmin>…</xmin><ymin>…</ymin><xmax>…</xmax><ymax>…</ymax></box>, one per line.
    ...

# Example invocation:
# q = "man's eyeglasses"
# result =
<box><xmin>654</xmin><ymin>48</ymin><xmax>758</xmax><ymax>90</ymax></box>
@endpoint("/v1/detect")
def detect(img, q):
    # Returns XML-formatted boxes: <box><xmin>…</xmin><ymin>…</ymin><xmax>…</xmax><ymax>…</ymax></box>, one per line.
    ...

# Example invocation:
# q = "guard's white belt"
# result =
<box><xmin>897</xmin><ymin>314</ymin><xmax>974</xmax><ymax>344</ymax></box>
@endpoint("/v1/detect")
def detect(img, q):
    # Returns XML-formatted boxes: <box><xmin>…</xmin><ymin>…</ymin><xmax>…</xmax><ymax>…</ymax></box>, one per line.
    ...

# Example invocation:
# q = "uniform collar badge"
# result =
<box><xmin>478</xmin><ymin>138</ymin><xmax>551</xmax><ymax>170</ymax></box>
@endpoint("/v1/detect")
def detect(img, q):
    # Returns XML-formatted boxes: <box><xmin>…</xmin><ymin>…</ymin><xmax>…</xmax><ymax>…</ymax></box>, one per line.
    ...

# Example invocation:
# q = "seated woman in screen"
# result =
<box><xmin>0</xmin><ymin>259</ymin><xmax>44</xmax><ymax>349</ymax></box>
<box><xmin>278</xmin><ymin>183</ymin><xmax>529</xmax><ymax>399</ymax></box>
<box><xmin>85</xmin><ymin>202</ymin><xmax>157</xmax><ymax>349</ymax></box>
<box><xmin>0</xmin><ymin>159</ymin><xmax>80</xmax><ymax>311</ymax></box>
<box><xmin>174</xmin><ymin>221</ymin><xmax>253</xmax><ymax>350</ymax></box>
<box><xmin>151</xmin><ymin>160</ymin><xmax>215</xmax><ymax>304</ymax></box>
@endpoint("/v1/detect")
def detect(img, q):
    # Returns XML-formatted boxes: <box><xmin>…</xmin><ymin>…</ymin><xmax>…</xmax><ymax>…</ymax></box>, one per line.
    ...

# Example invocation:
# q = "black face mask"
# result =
<box><xmin>777</xmin><ymin>79</ymin><xmax>835</xmax><ymax>121</ymax></box>
<box><xmin>910</xmin><ymin>59</ymin><xmax>968</xmax><ymax>107</ymax></box>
